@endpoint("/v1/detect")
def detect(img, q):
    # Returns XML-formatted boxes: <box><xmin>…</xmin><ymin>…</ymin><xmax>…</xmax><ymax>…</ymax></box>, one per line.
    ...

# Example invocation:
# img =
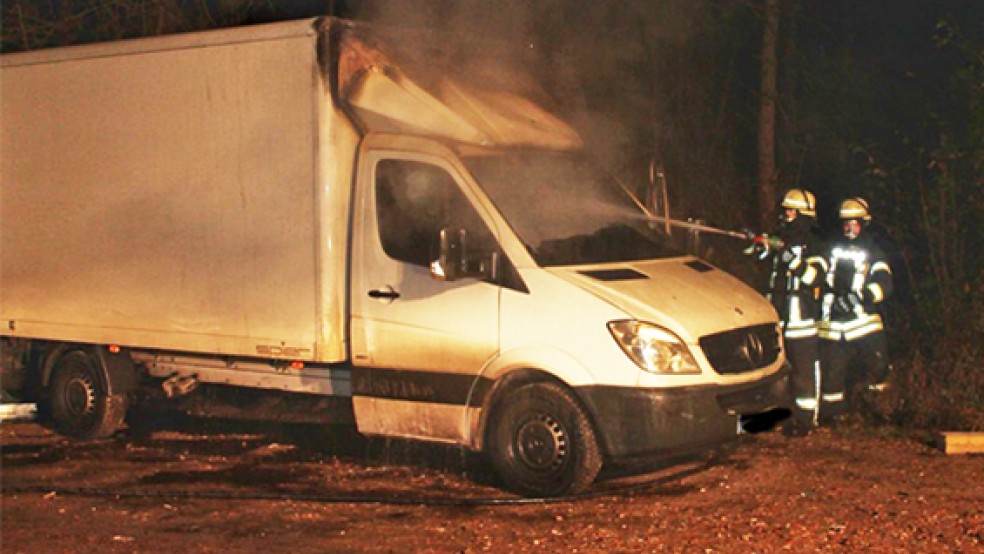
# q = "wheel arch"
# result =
<box><xmin>40</xmin><ymin>342</ymin><xmax>138</xmax><ymax>396</ymax></box>
<box><xmin>473</xmin><ymin>367</ymin><xmax>607</xmax><ymax>455</ymax></box>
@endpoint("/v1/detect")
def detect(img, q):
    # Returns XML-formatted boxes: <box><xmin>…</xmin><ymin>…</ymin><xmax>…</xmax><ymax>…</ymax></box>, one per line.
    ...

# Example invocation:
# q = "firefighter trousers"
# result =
<box><xmin>819</xmin><ymin>331</ymin><xmax>889</xmax><ymax>422</ymax></box>
<box><xmin>785</xmin><ymin>335</ymin><xmax>820</xmax><ymax>432</ymax></box>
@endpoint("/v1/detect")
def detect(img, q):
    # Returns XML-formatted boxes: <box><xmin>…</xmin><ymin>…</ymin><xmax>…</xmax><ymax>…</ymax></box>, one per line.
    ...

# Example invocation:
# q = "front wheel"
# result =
<box><xmin>47</xmin><ymin>349</ymin><xmax>126</xmax><ymax>439</ymax></box>
<box><xmin>487</xmin><ymin>382</ymin><xmax>602</xmax><ymax>497</ymax></box>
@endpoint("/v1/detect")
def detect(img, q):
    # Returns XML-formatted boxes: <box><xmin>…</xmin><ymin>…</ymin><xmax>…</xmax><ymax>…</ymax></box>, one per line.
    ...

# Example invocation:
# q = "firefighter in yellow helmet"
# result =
<box><xmin>746</xmin><ymin>188</ymin><xmax>828</xmax><ymax>436</ymax></box>
<box><xmin>819</xmin><ymin>197</ymin><xmax>893</xmax><ymax>422</ymax></box>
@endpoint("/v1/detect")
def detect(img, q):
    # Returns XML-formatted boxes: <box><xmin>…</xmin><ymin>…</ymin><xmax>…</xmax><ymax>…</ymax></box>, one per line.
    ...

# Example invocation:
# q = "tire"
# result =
<box><xmin>487</xmin><ymin>382</ymin><xmax>602</xmax><ymax>497</ymax></box>
<box><xmin>47</xmin><ymin>349</ymin><xmax>125</xmax><ymax>439</ymax></box>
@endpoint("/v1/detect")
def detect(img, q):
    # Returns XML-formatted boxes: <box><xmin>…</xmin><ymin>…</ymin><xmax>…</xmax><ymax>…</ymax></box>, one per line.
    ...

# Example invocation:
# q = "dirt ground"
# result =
<box><xmin>1</xmin><ymin>416</ymin><xmax>981</xmax><ymax>553</ymax></box>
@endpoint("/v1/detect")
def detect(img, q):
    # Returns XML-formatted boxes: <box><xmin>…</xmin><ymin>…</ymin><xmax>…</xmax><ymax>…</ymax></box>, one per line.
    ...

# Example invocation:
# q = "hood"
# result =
<box><xmin>549</xmin><ymin>258</ymin><xmax>778</xmax><ymax>343</ymax></box>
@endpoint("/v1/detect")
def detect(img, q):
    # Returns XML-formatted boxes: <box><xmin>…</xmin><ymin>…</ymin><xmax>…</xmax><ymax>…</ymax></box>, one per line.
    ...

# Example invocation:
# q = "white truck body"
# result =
<box><xmin>1</xmin><ymin>18</ymin><xmax>788</xmax><ymax>496</ymax></box>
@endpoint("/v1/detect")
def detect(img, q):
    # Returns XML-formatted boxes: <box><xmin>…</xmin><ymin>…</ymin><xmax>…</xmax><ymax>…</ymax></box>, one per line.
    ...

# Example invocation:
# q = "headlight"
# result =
<box><xmin>607</xmin><ymin>320</ymin><xmax>701</xmax><ymax>375</ymax></box>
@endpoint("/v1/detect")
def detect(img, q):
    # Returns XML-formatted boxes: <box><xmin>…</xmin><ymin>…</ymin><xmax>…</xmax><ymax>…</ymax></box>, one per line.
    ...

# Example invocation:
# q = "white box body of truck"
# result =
<box><xmin>1</xmin><ymin>18</ymin><xmax>788</xmax><ymax>496</ymax></box>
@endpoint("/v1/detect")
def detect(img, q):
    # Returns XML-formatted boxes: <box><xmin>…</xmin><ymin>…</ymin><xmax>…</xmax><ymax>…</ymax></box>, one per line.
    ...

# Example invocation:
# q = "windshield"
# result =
<box><xmin>463</xmin><ymin>152</ymin><xmax>683</xmax><ymax>266</ymax></box>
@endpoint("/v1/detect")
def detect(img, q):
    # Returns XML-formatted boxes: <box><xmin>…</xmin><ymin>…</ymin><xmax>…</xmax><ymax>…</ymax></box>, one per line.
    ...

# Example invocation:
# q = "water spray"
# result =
<box><xmin>641</xmin><ymin>214</ymin><xmax>751</xmax><ymax>240</ymax></box>
<box><xmin>609</xmin><ymin>172</ymin><xmax>751</xmax><ymax>241</ymax></box>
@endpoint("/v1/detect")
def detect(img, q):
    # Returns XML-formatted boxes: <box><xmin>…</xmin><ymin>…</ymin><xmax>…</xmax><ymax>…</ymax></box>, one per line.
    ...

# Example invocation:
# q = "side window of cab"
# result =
<box><xmin>375</xmin><ymin>159</ymin><xmax>495</xmax><ymax>268</ymax></box>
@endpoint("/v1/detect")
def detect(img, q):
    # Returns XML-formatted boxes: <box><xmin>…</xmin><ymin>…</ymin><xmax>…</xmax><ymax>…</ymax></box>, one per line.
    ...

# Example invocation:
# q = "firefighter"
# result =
<box><xmin>819</xmin><ymin>197</ymin><xmax>893</xmax><ymax>422</ymax></box>
<box><xmin>746</xmin><ymin>189</ymin><xmax>827</xmax><ymax>436</ymax></box>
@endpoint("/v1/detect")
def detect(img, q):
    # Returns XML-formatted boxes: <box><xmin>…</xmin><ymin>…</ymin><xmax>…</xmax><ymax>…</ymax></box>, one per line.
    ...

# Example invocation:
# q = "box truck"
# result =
<box><xmin>1</xmin><ymin>17</ymin><xmax>788</xmax><ymax>496</ymax></box>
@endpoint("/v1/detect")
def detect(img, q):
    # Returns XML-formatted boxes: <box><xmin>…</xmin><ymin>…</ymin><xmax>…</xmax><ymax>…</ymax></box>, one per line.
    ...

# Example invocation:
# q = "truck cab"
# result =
<box><xmin>347</xmin><ymin>132</ymin><xmax>787</xmax><ymax>495</ymax></box>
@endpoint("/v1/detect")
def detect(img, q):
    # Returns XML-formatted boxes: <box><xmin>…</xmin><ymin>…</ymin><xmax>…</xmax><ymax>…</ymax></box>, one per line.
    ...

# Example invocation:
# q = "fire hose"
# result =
<box><xmin>1</xmin><ymin>454</ymin><xmax>722</xmax><ymax>506</ymax></box>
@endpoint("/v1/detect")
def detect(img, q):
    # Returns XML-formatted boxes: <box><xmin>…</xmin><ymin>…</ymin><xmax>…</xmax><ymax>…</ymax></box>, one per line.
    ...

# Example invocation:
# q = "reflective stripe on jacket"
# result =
<box><xmin>767</xmin><ymin>226</ymin><xmax>827</xmax><ymax>340</ymax></box>
<box><xmin>820</xmin><ymin>236</ymin><xmax>892</xmax><ymax>341</ymax></box>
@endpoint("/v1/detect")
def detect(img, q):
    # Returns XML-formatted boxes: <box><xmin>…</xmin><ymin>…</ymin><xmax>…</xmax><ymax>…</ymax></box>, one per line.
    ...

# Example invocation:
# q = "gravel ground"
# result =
<box><xmin>2</xmin><ymin>420</ymin><xmax>982</xmax><ymax>553</ymax></box>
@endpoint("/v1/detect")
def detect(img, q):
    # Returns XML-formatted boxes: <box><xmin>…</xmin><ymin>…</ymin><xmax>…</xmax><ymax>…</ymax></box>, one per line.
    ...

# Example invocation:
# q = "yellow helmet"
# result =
<box><xmin>839</xmin><ymin>197</ymin><xmax>871</xmax><ymax>220</ymax></box>
<box><xmin>781</xmin><ymin>188</ymin><xmax>816</xmax><ymax>217</ymax></box>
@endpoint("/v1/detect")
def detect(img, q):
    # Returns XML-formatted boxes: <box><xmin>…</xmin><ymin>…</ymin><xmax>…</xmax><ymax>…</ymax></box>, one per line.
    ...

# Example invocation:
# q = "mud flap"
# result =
<box><xmin>92</xmin><ymin>346</ymin><xmax>138</xmax><ymax>397</ymax></box>
<box><xmin>103</xmin><ymin>393</ymin><xmax>129</xmax><ymax>431</ymax></box>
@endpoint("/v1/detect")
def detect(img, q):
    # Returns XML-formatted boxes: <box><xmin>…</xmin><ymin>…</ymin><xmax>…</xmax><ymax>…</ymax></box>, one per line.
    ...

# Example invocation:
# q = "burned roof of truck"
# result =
<box><xmin>330</xmin><ymin>18</ymin><xmax>583</xmax><ymax>150</ymax></box>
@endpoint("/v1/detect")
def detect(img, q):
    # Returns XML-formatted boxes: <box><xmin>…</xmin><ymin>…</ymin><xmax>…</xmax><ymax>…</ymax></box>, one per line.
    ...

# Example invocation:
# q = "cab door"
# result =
<box><xmin>350</xmin><ymin>146</ymin><xmax>501</xmax><ymax>444</ymax></box>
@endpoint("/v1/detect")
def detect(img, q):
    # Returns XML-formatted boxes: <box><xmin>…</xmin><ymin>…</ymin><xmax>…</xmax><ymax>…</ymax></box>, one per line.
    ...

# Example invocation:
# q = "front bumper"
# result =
<box><xmin>577</xmin><ymin>364</ymin><xmax>790</xmax><ymax>459</ymax></box>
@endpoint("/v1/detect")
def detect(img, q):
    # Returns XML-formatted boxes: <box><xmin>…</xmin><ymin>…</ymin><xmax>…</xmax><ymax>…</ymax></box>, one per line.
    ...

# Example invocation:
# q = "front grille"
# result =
<box><xmin>699</xmin><ymin>323</ymin><xmax>781</xmax><ymax>375</ymax></box>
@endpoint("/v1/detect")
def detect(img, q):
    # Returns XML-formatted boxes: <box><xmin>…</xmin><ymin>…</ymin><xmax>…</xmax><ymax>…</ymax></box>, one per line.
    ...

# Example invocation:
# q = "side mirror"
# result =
<box><xmin>430</xmin><ymin>227</ymin><xmax>498</xmax><ymax>282</ymax></box>
<box><xmin>431</xmin><ymin>227</ymin><xmax>464</xmax><ymax>281</ymax></box>
<box><xmin>685</xmin><ymin>217</ymin><xmax>704</xmax><ymax>257</ymax></box>
<box><xmin>647</xmin><ymin>158</ymin><xmax>671</xmax><ymax>235</ymax></box>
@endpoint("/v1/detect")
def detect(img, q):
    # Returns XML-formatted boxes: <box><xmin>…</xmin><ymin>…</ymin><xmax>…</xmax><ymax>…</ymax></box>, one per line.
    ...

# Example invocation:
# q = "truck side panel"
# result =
<box><xmin>1</xmin><ymin>28</ymin><xmax>341</xmax><ymax>361</ymax></box>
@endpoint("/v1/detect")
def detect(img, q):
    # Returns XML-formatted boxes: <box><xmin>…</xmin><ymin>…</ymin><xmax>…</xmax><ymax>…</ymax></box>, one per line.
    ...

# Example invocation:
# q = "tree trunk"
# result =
<box><xmin>757</xmin><ymin>0</ymin><xmax>780</xmax><ymax>229</ymax></box>
<box><xmin>779</xmin><ymin>0</ymin><xmax>800</xmax><ymax>184</ymax></box>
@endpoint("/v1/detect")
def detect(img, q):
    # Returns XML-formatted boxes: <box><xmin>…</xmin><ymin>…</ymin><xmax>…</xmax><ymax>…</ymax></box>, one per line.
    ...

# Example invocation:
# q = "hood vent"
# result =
<box><xmin>579</xmin><ymin>268</ymin><xmax>648</xmax><ymax>281</ymax></box>
<box><xmin>685</xmin><ymin>260</ymin><xmax>714</xmax><ymax>273</ymax></box>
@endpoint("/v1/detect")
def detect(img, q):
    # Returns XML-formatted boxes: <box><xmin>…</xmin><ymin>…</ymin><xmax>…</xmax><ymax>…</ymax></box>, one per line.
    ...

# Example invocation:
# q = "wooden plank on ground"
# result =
<box><xmin>936</xmin><ymin>432</ymin><xmax>984</xmax><ymax>455</ymax></box>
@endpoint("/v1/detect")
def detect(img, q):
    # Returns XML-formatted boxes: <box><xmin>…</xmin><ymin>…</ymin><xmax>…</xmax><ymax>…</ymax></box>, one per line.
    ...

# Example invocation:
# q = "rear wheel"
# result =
<box><xmin>487</xmin><ymin>382</ymin><xmax>602</xmax><ymax>497</ymax></box>
<box><xmin>47</xmin><ymin>349</ymin><xmax>125</xmax><ymax>439</ymax></box>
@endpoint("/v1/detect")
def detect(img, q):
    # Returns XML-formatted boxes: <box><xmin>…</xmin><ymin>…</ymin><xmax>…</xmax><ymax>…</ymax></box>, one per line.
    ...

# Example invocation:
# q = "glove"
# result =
<box><xmin>834</xmin><ymin>291</ymin><xmax>862</xmax><ymax>313</ymax></box>
<box><xmin>780</xmin><ymin>245</ymin><xmax>803</xmax><ymax>269</ymax></box>
<box><xmin>743</xmin><ymin>234</ymin><xmax>771</xmax><ymax>260</ymax></box>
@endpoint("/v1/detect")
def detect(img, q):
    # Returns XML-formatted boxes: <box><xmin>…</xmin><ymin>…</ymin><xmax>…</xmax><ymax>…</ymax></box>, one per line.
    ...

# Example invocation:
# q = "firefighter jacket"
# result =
<box><xmin>766</xmin><ymin>217</ymin><xmax>827</xmax><ymax>340</ymax></box>
<box><xmin>819</xmin><ymin>232</ymin><xmax>893</xmax><ymax>341</ymax></box>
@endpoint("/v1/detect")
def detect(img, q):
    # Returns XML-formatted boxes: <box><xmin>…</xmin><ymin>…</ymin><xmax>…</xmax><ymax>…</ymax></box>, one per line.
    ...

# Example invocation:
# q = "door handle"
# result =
<box><xmin>368</xmin><ymin>287</ymin><xmax>401</xmax><ymax>300</ymax></box>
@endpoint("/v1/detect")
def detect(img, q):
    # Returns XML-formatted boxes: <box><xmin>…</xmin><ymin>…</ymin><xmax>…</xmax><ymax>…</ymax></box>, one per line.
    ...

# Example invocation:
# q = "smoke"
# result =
<box><xmin>345</xmin><ymin>0</ymin><xmax>761</xmax><ymax>248</ymax></box>
<box><xmin>349</xmin><ymin>1</ymin><xmax>726</xmax><ymax>193</ymax></box>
